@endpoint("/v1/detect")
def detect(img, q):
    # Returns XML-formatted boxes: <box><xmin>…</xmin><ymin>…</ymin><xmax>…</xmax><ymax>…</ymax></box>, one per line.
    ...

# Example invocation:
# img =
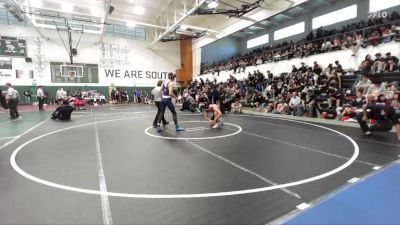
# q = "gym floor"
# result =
<box><xmin>0</xmin><ymin>105</ymin><xmax>399</xmax><ymax>224</ymax></box>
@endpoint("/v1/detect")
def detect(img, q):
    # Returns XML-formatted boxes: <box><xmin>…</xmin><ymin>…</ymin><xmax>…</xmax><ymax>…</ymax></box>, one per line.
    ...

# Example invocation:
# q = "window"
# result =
<box><xmin>247</xmin><ymin>33</ymin><xmax>269</xmax><ymax>49</ymax></box>
<box><xmin>274</xmin><ymin>22</ymin><xmax>304</xmax><ymax>41</ymax></box>
<box><xmin>369</xmin><ymin>0</ymin><xmax>400</xmax><ymax>12</ymax></box>
<box><xmin>312</xmin><ymin>5</ymin><xmax>357</xmax><ymax>29</ymax></box>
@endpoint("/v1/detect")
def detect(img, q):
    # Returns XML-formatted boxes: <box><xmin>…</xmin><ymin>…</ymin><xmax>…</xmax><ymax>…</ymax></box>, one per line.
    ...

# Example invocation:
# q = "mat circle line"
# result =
<box><xmin>144</xmin><ymin>121</ymin><xmax>242</xmax><ymax>140</ymax></box>
<box><xmin>10</xmin><ymin>115</ymin><xmax>359</xmax><ymax>199</ymax></box>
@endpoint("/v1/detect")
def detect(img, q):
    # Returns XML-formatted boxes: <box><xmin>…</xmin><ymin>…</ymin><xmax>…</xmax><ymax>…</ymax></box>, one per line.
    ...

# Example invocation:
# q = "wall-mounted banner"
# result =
<box><xmin>16</xmin><ymin>70</ymin><xmax>34</xmax><ymax>79</ymax></box>
<box><xmin>0</xmin><ymin>59</ymin><xmax>12</xmax><ymax>69</ymax></box>
<box><xmin>100</xmin><ymin>68</ymin><xmax>173</xmax><ymax>87</ymax></box>
<box><xmin>0</xmin><ymin>36</ymin><xmax>27</xmax><ymax>57</ymax></box>
<box><xmin>0</xmin><ymin>69</ymin><xmax>12</xmax><ymax>78</ymax></box>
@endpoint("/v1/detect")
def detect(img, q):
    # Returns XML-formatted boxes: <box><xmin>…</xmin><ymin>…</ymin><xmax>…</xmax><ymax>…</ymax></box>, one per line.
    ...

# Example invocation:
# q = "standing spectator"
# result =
<box><xmin>23</xmin><ymin>88</ymin><xmax>31</xmax><ymax>104</ymax></box>
<box><xmin>56</xmin><ymin>88</ymin><xmax>63</xmax><ymax>105</ymax></box>
<box><xmin>334</xmin><ymin>60</ymin><xmax>344</xmax><ymax>86</ymax></box>
<box><xmin>0</xmin><ymin>87</ymin><xmax>7</xmax><ymax>109</ymax></box>
<box><xmin>5</xmin><ymin>83</ymin><xmax>19</xmax><ymax>120</ymax></box>
<box><xmin>351</xmin><ymin>32</ymin><xmax>364</xmax><ymax>56</ymax></box>
<box><xmin>110</xmin><ymin>89</ymin><xmax>116</xmax><ymax>104</ymax></box>
<box><xmin>37</xmin><ymin>86</ymin><xmax>45</xmax><ymax>111</ymax></box>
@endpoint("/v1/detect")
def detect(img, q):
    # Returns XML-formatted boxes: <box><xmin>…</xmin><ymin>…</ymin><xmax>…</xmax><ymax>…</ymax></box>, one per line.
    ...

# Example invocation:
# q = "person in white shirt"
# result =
<box><xmin>151</xmin><ymin>80</ymin><xmax>169</xmax><ymax>128</ymax></box>
<box><xmin>55</xmin><ymin>88</ymin><xmax>63</xmax><ymax>105</ymax></box>
<box><xmin>37</xmin><ymin>86</ymin><xmax>45</xmax><ymax>111</ymax></box>
<box><xmin>288</xmin><ymin>92</ymin><xmax>304</xmax><ymax>116</ymax></box>
<box><xmin>5</xmin><ymin>83</ymin><xmax>20</xmax><ymax>119</ymax></box>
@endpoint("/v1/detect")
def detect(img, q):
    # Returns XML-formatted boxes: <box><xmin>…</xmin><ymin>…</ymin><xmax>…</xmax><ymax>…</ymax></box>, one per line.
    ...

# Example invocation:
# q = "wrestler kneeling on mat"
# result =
<box><xmin>357</xmin><ymin>103</ymin><xmax>400</xmax><ymax>140</ymax></box>
<box><xmin>204</xmin><ymin>102</ymin><xmax>223</xmax><ymax>128</ymax></box>
<box><xmin>51</xmin><ymin>100</ymin><xmax>75</xmax><ymax>121</ymax></box>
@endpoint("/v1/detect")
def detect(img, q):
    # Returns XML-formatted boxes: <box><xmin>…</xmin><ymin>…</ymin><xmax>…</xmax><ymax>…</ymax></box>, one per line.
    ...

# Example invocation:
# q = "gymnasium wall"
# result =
<box><xmin>0</xmin><ymin>24</ymin><xmax>181</xmax><ymax>88</ymax></box>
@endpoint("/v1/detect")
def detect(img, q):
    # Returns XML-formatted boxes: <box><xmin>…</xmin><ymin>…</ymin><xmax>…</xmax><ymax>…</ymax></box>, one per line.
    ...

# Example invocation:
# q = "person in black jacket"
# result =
<box><xmin>51</xmin><ymin>100</ymin><xmax>75</xmax><ymax>121</ymax></box>
<box><xmin>0</xmin><ymin>87</ymin><xmax>8</xmax><ymax>109</ymax></box>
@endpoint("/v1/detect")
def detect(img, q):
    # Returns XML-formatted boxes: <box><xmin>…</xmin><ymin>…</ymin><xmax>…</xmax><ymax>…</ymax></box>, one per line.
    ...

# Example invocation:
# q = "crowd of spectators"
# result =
<box><xmin>201</xmin><ymin>12</ymin><xmax>400</xmax><ymax>75</ymax></box>
<box><xmin>110</xmin><ymin>88</ymin><xmax>151</xmax><ymax>104</ymax></box>
<box><xmin>182</xmin><ymin>51</ymin><xmax>400</xmax><ymax>121</ymax></box>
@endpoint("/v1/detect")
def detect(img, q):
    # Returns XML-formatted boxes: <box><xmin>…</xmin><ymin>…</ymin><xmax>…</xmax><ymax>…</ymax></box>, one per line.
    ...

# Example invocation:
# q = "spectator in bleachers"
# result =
<box><xmin>391</xmin><ymin>92</ymin><xmax>400</xmax><ymax>109</ymax></box>
<box><xmin>381</xmin><ymin>27</ymin><xmax>393</xmax><ymax>43</ymax></box>
<box><xmin>384</xmin><ymin>52</ymin><xmax>399</xmax><ymax>72</ymax></box>
<box><xmin>339</xmin><ymin>89</ymin><xmax>366</xmax><ymax>120</ymax></box>
<box><xmin>371</xmin><ymin>53</ymin><xmax>385</xmax><ymax>74</ymax></box>
<box><xmin>355</xmin><ymin>74</ymin><xmax>372</xmax><ymax>94</ymax></box>
<box><xmin>351</xmin><ymin>32</ymin><xmax>364</xmax><ymax>56</ymax></box>
<box><xmin>359</xmin><ymin>54</ymin><xmax>373</xmax><ymax>73</ymax></box>
<box><xmin>231</xmin><ymin>99</ymin><xmax>243</xmax><ymax>114</ymax></box>
<box><xmin>288</xmin><ymin>92</ymin><xmax>303</xmax><ymax>116</ymax></box>
<box><xmin>366</xmin><ymin>81</ymin><xmax>387</xmax><ymax>96</ymax></box>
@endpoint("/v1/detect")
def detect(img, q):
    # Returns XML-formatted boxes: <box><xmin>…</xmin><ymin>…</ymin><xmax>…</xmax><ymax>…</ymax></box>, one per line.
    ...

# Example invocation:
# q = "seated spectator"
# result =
<box><xmin>313</xmin><ymin>61</ymin><xmax>323</xmax><ymax>75</ymax></box>
<box><xmin>376</xmin><ymin>93</ymin><xmax>389</xmax><ymax>105</ymax></box>
<box><xmin>321</xmin><ymin>39</ymin><xmax>332</xmax><ymax>52</ymax></box>
<box><xmin>273</xmin><ymin>93</ymin><xmax>289</xmax><ymax>114</ymax></box>
<box><xmin>367</xmin><ymin>30</ymin><xmax>380</xmax><ymax>46</ymax></box>
<box><xmin>381</xmin><ymin>27</ymin><xmax>393</xmax><ymax>43</ymax></box>
<box><xmin>51</xmin><ymin>100</ymin><xmax>75</xmax><ymax>121</ymax></box>
<box><xmin>288</xmin><ymin>92</ymin><xmax>304</xmax><ymax>116</ymax></box>
<box><xmin>341</xmin><ymin>34</ymin><xmax>353</xmax><ymax>49</ymax></box>
<box><xmin>181</xmin><ymin>94</ymin><xmax>197</xmax><ymax>112</ymax></box>
<box><xmin>231</xmin><ymin>99</ymin><xmax>243</xmax><ymax>114</ymax></box>
<box><xmin>328</xmin><ymin>88</ymin><xmax>342</xmax><ymax>110</ymax></box>
<box><xmin>371</xmin><ymin>53</ymin><xmax>385</xmax><ymax>74</ymax></box>
<box><xmin>355</xmin><ymin>74</ymin><xmax>372</xmax><ymax>94</ymax></box>
<box><xmin>391</xmin><ymin>92</ymin><xmax>400</xmax><ymax>109</ymax></box>
<box><xmin>331</xmin><ymin>37</ymin><xmax>342</xmax><ymax>51</ymax></box>
<box><xmin>386</xmin><ymin>83</ymin><xmax>397</xmax><ymax>100</ymax></box>
<box><xmin>366</xmin><ymin>81</ymin><xmax>387</xmax><ymax>96</ymax></box>
<box><xmin>339</xmin><ymin>90</ymin><xmax>366</xmax><ymax>119</ymax></box>
<box><xmin>384</xmin><ymin>52</ymin><xmax>399</xmax><ymax>72</ymax></box>
<box><xmin>359</xmin><ymin>54</ymin><xmax>373</xmax><ymax>73</ymax></box>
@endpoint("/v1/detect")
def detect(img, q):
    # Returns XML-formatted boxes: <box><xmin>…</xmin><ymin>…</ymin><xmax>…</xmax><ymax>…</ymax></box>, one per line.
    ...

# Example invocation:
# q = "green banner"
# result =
<box><xmin>0</xmin><ymin>36</ymin><xmax>27</xmax><ymax>57</ymax></box>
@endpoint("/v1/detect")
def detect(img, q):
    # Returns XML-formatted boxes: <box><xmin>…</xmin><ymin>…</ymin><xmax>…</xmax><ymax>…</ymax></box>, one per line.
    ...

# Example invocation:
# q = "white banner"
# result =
<box><xmin>99</xmin><ymin>67</ymin><xmax>173</xmax><ymax>87</ymax></box>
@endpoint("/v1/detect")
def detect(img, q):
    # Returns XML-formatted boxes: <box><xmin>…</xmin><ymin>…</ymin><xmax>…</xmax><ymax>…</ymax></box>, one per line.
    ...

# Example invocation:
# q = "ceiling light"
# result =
<box><xmin>207</xmin><ymin>0</ymin><xmax>218</xmax><ymax>9</ymax></box>
<box><xmin>133</xmin><ymin>5</ymin><xmax>145</xmax><ymax>15</ymax></box>
<box><xmin>61</xmin><ymin>2</ymin><xmax>74</xmax><ymax>13</ymax></box>
<box><xmin>90</xmin><ymin>7</ymin><xmax>103</xmax><ymax>17</ymax></box>
<box><xmin>180</xmin><ymin>24</ymin><xmax>188</xmax><ymax>30</ymax></box>
<box><xmin>27</xmin><ymin>0</ymin><xmax>43</xmax><ymax>8</ymax></box>
<box><xmin>126</xmin><ymin>21</ymin><xmax>136</xmax><ymax>28</ymax></box>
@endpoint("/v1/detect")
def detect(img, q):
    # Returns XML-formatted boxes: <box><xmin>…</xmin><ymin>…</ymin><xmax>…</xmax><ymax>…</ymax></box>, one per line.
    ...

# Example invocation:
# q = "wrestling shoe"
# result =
<box><xmin>176</xmin><ymin>125</ymin><xmax>185</xmax><ymax>131</ymax></box>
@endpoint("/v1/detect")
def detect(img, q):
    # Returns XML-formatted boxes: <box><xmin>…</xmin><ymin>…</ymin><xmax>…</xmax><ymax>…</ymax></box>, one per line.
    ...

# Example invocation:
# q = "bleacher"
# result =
<box><xmin>367</xmin><ymin>71</ymin><xmax>400</xmax><ymax>83</ymax></box>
